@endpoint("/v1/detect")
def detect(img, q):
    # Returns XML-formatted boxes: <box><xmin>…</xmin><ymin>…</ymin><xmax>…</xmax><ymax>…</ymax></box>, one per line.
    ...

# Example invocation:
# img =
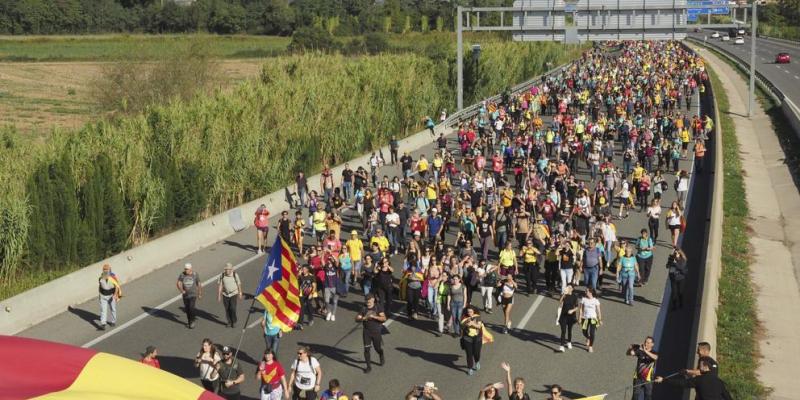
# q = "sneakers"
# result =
<box><xmin>257</xmin><ymin>249</ymin><xmax>264</xmax><ymax>255</ymax></box>
<box><xmin>97</xmin><ymin>324</ymin><xmax>107</xmax><ymax>331</ymax></box>
<box><xmin>486</xmin><ymin>308</ymin><xmax>492</xmax><ymax>314</ymax></box>
<box><xmin>379</xmin><ymin>354</ymin><xmax>385</xmax><ymax>366</ymax></box>
<box><xmin>108</xmin><ymin>322</ymin><xmax>116</xmax><ymax>327</ymax></box>
<box><xmin>475</xmin><ymin>362</ymin><xmax>481</xmax><ymax>371</ymax></box>
<box><xmin>567</xmin><ymin>342</ymin><xmax>572</xmax><ymax>350</ymax></box>
<box><xmin>364</xmin><ymin>366</ymin><xmax>372</xmax><ymax>374</ymax></box>
<box><xmin>188</xmin><ymin>321</ymin><xmax>196</xmax><ymax>329</ymax></box>
<box><xmin>326</xmin><ymin>312</ymin><xmax>332</xmax><ymax>321</ymax></box>
<box><xmin>468</xmin><ymin>368</ymin><xmax>475</xmax><ymax>376</ymax></box>
<box><xmin>558</xmin><ymin>346</ymin><xmax>566</xmax><ymax>352</ymax></box>
<box><xmin>331</xmin><ymin>314</ymin><xmax>336</xmax><ymax>322</ymax></box>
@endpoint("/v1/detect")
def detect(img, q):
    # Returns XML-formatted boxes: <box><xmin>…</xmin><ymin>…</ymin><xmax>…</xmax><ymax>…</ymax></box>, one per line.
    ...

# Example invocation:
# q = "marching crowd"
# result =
<box><xmin>98</xmin><ymin>40</ymin><xmax>734</xmax><ymax>400</ymax></box>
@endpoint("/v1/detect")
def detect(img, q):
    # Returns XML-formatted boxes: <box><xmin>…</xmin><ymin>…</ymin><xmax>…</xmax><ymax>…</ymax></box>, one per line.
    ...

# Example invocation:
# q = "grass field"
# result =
<box><xmin>0</xmin><ymin>59</ymin><xmax>263</xmax><ymax>133</ymax></box>
<box><xmin>0</xmin><ymin>34</ymin><xmax>291</xmax><ymax>62</ymax></box>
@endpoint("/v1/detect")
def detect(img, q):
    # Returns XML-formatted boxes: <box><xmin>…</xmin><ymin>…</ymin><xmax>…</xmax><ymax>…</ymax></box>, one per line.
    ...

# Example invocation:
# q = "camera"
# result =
<box><xmin>630</xmin><ymin>343</ymin><xmax>641</xmax><ymax>351</ymax></box>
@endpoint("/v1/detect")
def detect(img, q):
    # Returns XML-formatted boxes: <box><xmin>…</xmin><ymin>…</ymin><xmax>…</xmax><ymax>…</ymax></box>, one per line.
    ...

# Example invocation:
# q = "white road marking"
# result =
<box><xmin>247</xmin><ymin>318</ymin><xmax>262</xmax><ymax>329</ymax></box>
<box><xmin>516</xmin><ymin>294</ymin><xmax>545</xmax><ymax>330</ymax></box>
<box><xmin>785</xmin><ymin>69</ymin><xmax>790</xmax><ymax>74</ymax></box>
<box><xmin>795</xmin><ymin>75</ymin><xmax>799</xmax><ymax>80</ymax></box>
<box><xmin>82</xmin><ymin>252</ymin><xmax>264</xmax><ymax>348</ymax></box>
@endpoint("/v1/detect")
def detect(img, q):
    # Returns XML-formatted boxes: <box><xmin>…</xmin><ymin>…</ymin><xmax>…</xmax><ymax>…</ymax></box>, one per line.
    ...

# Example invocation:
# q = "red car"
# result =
<box><xmin>776</xmin><ymin>53</ymin><xmax>791</xmax><ymax>64</ymax></box>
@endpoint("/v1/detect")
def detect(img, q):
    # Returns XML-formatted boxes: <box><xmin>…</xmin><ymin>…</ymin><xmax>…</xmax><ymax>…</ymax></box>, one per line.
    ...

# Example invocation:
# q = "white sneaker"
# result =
<box><xmin>257</xmin><ymin>249</ymin><xmax>263</xmax><ymax>255</ymax></box>
<box><xmin>326</xmin><ymin>312</ymin><xmax>332</xmax><ymax>321</ymax></box>
<box><xmin>331</xmin><ymin>315</ymin><xmax>336</xmax><ymax>321</ymax></box>
<box><xmin>567</xmin><ymin>342</ymin><xmax>572</xmax><ymax>350</ymax></box>
<box><xmin>558</xmin><ymin>346</ymin><xmax>566</xmax><ymax>352</ymax></box>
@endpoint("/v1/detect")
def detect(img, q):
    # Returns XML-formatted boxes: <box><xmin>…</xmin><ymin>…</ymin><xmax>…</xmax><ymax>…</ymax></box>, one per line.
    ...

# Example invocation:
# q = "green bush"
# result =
<box><xmin>289</xmin><ymin>26</ymin><xmax>339</xmax><ymax>53</ymax></box>
<box><xmin>364</xmin><ymin>32</ymin><xmax>389</xmax><ymax>55</ymax></box>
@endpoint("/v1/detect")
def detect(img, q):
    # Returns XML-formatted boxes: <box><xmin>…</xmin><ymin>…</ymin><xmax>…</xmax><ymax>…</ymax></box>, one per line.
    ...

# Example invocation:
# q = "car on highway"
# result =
<box><xmin>734</xmin><ymin>36</ymin><xmax>745</xmax><ymax>45</ymax></box>
<box><xmin>737</xmin><ymin>27</ymin><xmax>746</xmax><ymax>35</ymax></box>
<box><xmin>776</xmin><ymin>52</ymin><xmax>791</xmax><ymax>64</ymax></box>
<box><xmin>722</xmin><ymin>34</ymin><xmax>730</xmax><ymax>41</ymax></box>
<box><xmin>711</xmin><ymin>32</ymin><xmax>720</xmax><ymax>38</ymax></box>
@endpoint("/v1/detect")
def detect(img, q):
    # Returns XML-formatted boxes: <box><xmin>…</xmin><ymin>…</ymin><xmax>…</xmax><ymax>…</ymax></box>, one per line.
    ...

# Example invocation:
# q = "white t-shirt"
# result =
<box><xmin>291</xmin><ymin>357</ymin><xmax>320</xmax><ymax>390</ymax></box>
<box><xmin>581</xmin><ymin>297</ymin><xmax>601</xmax><ymax>320</ymax></box>
<box><xmin>197</xmin><ymin>351</ymin><xmax>221</xmax><ymax>382</ymax></box>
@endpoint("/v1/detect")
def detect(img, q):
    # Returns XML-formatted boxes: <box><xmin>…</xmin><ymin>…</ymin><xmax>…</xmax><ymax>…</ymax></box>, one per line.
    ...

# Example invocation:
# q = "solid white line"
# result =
<box><xmin>82</xmin><ymin>252</ymin><xmax>263</xmax><ymax>348</ymax></box>
<box><xmin>785</xmin><ymin>69</ymin><xmax>790</xmax><ymax>74</ymax></box>
<box><xmin>516</xmin><ymin>295</ymin><xmax>545</xmax><ymax>330</ymax></box>
<box><xmin>795</xmin><ymin>76</ymin><xmax>799</xmax><ymax>80</ymax></box>
<box><xmin>247</xmin><ymin>317</ymin><xmax>262</xmax><ymax>329</ymax></box>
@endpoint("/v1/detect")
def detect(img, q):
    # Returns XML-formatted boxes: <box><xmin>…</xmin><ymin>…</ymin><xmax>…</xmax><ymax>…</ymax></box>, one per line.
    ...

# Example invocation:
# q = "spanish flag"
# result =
<box><xmin>255</xmin><ymin>236</ymin><xmax>301</xmax><ymax>332</ymax></box>
<box><xmin>0</xmin><ymin>336</ymin><xmax>220</xmax><ymax>399</ymax></box>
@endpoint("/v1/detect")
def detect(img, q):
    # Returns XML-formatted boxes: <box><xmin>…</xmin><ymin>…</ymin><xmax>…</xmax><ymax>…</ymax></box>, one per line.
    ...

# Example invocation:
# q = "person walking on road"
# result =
<box><xmin>261</xmin><ymin>310</ymin><xmax>282</xmax><ymax>357</ymax></box>
<box><xmin>557</xmin><ymin>284</ymin><xmax>579</xmax><ymax>352</ymax></box>
<box><xmin>195</xmin><ymin>338</ymin><xmax>221</xmax><ymax>393</ymax></box>
<box><xmin>498</xmin><ymin>274</ymin><xmax>517</xmax><ymax>334</ymax></box>
<box><xmin>635</xmin><ymin>229</ymin><xmax>654</xmax><ymax>286</ymax></box>
<box><xmin>97</xmin><ymin>264</ymin><xmax>121</xmax><ymax>330</ymax></box>
<box><xmin>218</xmin><ymin>263</ymin><xmax>243</xmax><ymax>328</ymax></box>
<box><xmin>460</xmin><ymin>305</ymin><xmax>485</xmax><ymax>376</ymax></box>
<box><xmin>255</xmin><ymin>204</ymin><xmax>271</xmax><ymax>254</ymax></box>
<box><xmin>177</xmin><ymin>263</ymin><xmax>202</xmax><ymax>329</ymax></box>
<box><xmin>628</xmin><ymin>337</ymin><xmax>658</xmax><ymax>400</ymax></box>
<box><xmin>216</xmin><ymin>346</ymin><xmax>245</xmax><ymax>400</ymax></box>
<box><xmin>578</xmin><ymin>288</ymin><xmax>602</xmax><ymax>353</ymax></box>
<box><xmin>255</xmin><ymin>349</ymin><xmax>289</xmax><ymax>400</ymax></box>
<box><xmin>667</xmin><ymin>247</ymin><xmax>688</xmax><ymax>310</ymax></box>
<box><xmin>617</xmin><ymin>246</ymin><xmax>640</xmax><ymax>306</ymax></box>
<box><xmin>289</xmin><ymin>346</ymin><xmax>323</xmax><ymax>400</ymax></box>
<box><xmin>356</xmin><ymin>294</ymin><xmax>387</xmax><ymax>374</ymax></box>
<box><xmin>448</xmin><ymin>275</ymin><xmax>468</xmax><ymax>337</ymax></box>
<box><xmin>666</xmin><ymin>201</ymin><xmax>684</xmax><ymax>248</ymax></box>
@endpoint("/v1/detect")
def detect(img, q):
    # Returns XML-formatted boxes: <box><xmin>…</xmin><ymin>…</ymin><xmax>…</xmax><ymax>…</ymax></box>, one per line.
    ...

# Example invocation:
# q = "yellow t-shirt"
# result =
<box><xmin>417</xmin><ymin>159</ymin><xmax>429</xmax><ymax>172</ymax></box>
<box><xmin>346</xmin><ymin>239</ymin><xmax>363</xmax><ymax>261</ymax></box>
<box><xmin>312</xmin><ymin>210</ymin><xmax>327</xmax><ymax>232</ymax></box>
<box><xmin>632</xmin><ymin>166</ymin><xmax>645</xmax><ymax>180</ymax></box>
<box><xmin>521</xmin><ymin>246</ymin><xmax>540</xmax><ymax>263</ymax></box>
<box><xmin>499</xmin><ymin>249</ymin><xmax>516</xmax><ymax>267</ymax></box>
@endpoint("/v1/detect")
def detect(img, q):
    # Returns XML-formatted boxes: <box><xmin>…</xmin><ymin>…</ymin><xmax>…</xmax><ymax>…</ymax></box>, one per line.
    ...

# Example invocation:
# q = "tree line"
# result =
<box><xmin>0</xmin><ymin>0</ymin><xmax>513</xmax><ymax>36</ymax></box>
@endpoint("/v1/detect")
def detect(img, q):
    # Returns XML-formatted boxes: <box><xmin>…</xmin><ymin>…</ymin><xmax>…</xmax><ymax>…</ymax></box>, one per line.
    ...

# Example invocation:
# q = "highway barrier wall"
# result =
<box><xmin>0</xmin><ymin>62</ymin><xmax>566</xmax><ymax>336</ymax></box>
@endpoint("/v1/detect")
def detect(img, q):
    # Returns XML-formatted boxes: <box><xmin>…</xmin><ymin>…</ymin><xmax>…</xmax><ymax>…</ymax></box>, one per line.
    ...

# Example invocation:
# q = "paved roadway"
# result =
<box><xmin>689</xmin><ymin>30</ymin><xmax>800</xmax><ymax>104</ymax></box>
<box><xmin>19</xmin><ymin>105</ymin><xmax>701</xmax><ymax>398</ymax></box>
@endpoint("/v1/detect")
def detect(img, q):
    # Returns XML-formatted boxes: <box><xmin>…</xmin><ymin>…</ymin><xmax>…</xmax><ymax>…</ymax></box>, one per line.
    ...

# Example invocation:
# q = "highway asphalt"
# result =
<box><xmin>19</xmin><ymin>99</ymin><xmax>702</xmax><ymax>399</ymax></box>
<box><xmin>688</xmin><ymin>31</ymin><xmax>800</xmax><ymax>104</ymax></box>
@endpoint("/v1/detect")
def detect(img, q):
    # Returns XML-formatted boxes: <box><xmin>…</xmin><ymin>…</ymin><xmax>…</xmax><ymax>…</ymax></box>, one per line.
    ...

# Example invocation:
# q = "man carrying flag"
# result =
<box><xmin>97</xmin><ymin>264</ymin><xmax>121</xmax><ymax>330</ymax></box>
<box><xmin>255</xmin><ymin>236</ymin><xmax>302</xmax><ymax>333</ymax></box>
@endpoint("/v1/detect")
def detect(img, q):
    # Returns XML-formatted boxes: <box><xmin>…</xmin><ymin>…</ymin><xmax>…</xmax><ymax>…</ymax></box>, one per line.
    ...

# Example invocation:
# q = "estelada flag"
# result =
<box><xmin>0</xmin><ymin>335</ymin><xmax>220</xmax><ymax>399</ymax></box>
<box><xmin>481</xmin><ymin>325</ymin><xmax>494</xmax><ymax>344</ymax></box>
<box><xmin>255</xmin><ymin>236</ymin><xmax>301</xmax><ymax>332</ymax></box>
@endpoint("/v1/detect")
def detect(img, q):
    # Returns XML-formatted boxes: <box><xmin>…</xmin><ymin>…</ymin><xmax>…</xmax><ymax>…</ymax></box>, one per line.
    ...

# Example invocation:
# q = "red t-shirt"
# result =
<box><xmin>141</xmin><ymin>357</ymin><xmax>161</xmax><ymax>369</ymax></box>
<box><xmin>258</xmin><ymin>361</ymin><xmax>285</xmax><ymax>387</ymax></box>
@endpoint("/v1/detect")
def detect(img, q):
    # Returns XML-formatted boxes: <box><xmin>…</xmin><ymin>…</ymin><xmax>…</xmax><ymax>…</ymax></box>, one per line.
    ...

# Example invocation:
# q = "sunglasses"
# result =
<box><xmin>552</xmin><ymin>391</ymin><xmax>560</xmax><ymax>395</ymax></box>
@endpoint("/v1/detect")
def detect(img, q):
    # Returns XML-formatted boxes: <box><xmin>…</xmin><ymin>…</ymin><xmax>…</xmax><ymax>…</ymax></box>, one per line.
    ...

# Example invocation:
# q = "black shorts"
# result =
<box><xmin>500</xmin><ymin>295</ymin><xmax>514</xmax><ymax>305</ymax></box>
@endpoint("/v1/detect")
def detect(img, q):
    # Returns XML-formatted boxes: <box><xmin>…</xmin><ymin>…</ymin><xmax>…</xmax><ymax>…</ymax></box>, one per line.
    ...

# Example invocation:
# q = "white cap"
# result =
<box><xmin>184</xmin><ymin>263</ymin><xmax>192</xmax><ymax>269</ymax></box>
<box><xmin>424</xmin><ymin>382</ymin><xmax>437</xmax><ymax>390</ymax></box>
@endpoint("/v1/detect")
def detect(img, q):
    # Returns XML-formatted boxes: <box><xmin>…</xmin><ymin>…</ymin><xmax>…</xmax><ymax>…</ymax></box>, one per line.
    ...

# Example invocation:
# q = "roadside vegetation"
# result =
<box><xmin>706</xmin><ymin>65</ymin><xmax>767</xmax><ymax>400</ymax></box>
<box><xmin>0</xmin><ymin>38</ymin><xmax>586</xmax><ymax>300</ymax></box>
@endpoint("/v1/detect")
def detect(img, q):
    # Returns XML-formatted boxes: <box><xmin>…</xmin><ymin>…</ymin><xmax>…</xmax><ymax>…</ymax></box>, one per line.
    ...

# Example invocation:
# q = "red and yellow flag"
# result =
<box><xmin>0</xmin><ymin>336</ymin><xmax>220</xmax><ymax>399</ymax></box>
<box><xmin>255</xmin><ymin>236</ymin><xmax>301</xmax><ymax>332</ymax></box>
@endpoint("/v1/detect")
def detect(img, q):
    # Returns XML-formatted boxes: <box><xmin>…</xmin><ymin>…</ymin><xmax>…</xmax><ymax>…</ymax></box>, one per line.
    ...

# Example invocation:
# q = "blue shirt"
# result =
<box><xmin>263</xmin><ymin>311</ymin><xmax>280</xmax><ymax>336</ymax></box>
<box><xmin>637</xmin><ymin>237</ymin><xmax>654</xmax><ymax>259</ymax></box>
<box><xmin>427</xmin><ymin>216</ymin><xmax>444</xmax><ymax>236</ymax></box>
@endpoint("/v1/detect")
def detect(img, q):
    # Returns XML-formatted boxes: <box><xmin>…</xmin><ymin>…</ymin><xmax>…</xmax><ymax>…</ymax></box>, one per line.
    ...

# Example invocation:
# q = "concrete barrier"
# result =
<box><xmin>693</xmin><ymin>78</ymin><xmax>725</xmax><ymax>363</ymax></box>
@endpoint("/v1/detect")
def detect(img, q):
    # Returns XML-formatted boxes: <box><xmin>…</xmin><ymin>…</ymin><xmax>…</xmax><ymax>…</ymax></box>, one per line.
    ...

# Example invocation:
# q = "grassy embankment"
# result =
<box><xmin>706</xmin><ymin>65</ymin><xmax>767</xmax><ymax>399</ymax></box>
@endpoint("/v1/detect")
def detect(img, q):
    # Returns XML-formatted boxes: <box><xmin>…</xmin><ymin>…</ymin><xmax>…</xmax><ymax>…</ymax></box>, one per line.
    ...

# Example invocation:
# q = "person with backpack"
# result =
<box><xmin>217</xmin><ymin>263</ymin><xmax>243</xmax><ymax>328</ymax></box>
<box><xmin>177</xmin><ymin>263</ymin><xmax>202</xmax><ymax>329</ymax></box>
<box><xmin>289</xmin><ymin>346</ymin><xmax>323</xmax><ymax>400</ymax></box>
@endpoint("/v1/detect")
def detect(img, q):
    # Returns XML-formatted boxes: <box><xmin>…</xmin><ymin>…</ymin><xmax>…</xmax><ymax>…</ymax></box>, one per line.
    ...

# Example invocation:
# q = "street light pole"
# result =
<box><xmin>748</xmin><ymin>1</ymin><xmax>757</xmax><ymax>117</ymax></box>
<box><xmin>457</xmin><ymin>6</ymin><xmax>464</xmax><ymax>112</ymax></box>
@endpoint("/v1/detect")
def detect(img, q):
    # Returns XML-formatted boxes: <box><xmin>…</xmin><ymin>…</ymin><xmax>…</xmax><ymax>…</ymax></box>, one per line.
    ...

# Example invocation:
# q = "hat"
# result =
<box><xmin>145</xmin><ymin>345</ymin><xmax>157</xmax><ymax>356</ymax></box>
<box><xmin>222</xmin><ymin>346</ymin><xmax>232</xmax><ymax>354</ymax></box>
<box><xmin>414</xmin><ymin>231</ymin><xmax>421</xmax><ymax>236</ymax></box>
<box><xmin>184</xmin><ymin>263</ymin><xmax>192</xmax><ymax>269</ymax></box>
<box><xmin>351</xmin><ymin>230</ymin><xmax>358</xmax><ymax>235</ymax></box>
<box><xmin>424</xmin><ymin>382</ymin><xmax>437</xmax><ymax>390</ymax></box>
<box><xmin>431</xmin><ymin>207</ymin><xmax>438</xmax><ymax>212</ymax></box>
<box><xmin>224</xmin><ymin>263</ymin><xmax>233</xmax><ymax>270</ymax></box>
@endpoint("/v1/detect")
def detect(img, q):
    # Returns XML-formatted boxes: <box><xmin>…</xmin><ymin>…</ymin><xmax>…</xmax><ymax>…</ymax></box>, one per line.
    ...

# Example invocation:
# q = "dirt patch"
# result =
<box><xmin>0</xmin><ymin>59</ymin><xmax>264</xmax><ymax>135</ymax></box>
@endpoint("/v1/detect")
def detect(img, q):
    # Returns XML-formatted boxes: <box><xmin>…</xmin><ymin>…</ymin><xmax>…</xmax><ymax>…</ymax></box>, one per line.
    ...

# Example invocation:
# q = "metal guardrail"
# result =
<box><xmin>686</xmin><ymin>36</ymin><xmax>800</xmax><ymax>141</ymax></box>
<box><xmin>686</xmin><ymin>36</ymin><xmax>784</xmax><ymax>103</ymax></box>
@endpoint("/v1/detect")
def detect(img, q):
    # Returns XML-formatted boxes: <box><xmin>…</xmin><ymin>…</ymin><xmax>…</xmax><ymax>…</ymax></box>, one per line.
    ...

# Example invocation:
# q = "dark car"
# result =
<box><xmin>776</xmin><ymin>53</ymin><xmax>791</xmax><ymax>64</ymax></box>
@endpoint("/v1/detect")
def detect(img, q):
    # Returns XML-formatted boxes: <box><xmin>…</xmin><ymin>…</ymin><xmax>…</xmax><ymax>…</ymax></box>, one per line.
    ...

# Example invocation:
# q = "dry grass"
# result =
<box><xmin>0</xmin><ymin>59</ymin><xmax>263</xmax><ymax>134</ymax></box>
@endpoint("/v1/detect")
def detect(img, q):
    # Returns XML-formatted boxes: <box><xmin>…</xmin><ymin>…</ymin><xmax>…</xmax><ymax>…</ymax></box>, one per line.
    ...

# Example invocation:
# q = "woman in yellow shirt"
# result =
<box><xmin>498</xmin><ymin>242</ymin><xmax>518</xmax><ymax>277</ymax></box>
<box><xmin>521</xmin><ymin>240</ymin><xmax>541</xmax><ymax>294</ymax></box>
<box><xmin>460</xmin><ymin>306</ymin><xmax>486</xmax><ymax>375</ymax></box>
